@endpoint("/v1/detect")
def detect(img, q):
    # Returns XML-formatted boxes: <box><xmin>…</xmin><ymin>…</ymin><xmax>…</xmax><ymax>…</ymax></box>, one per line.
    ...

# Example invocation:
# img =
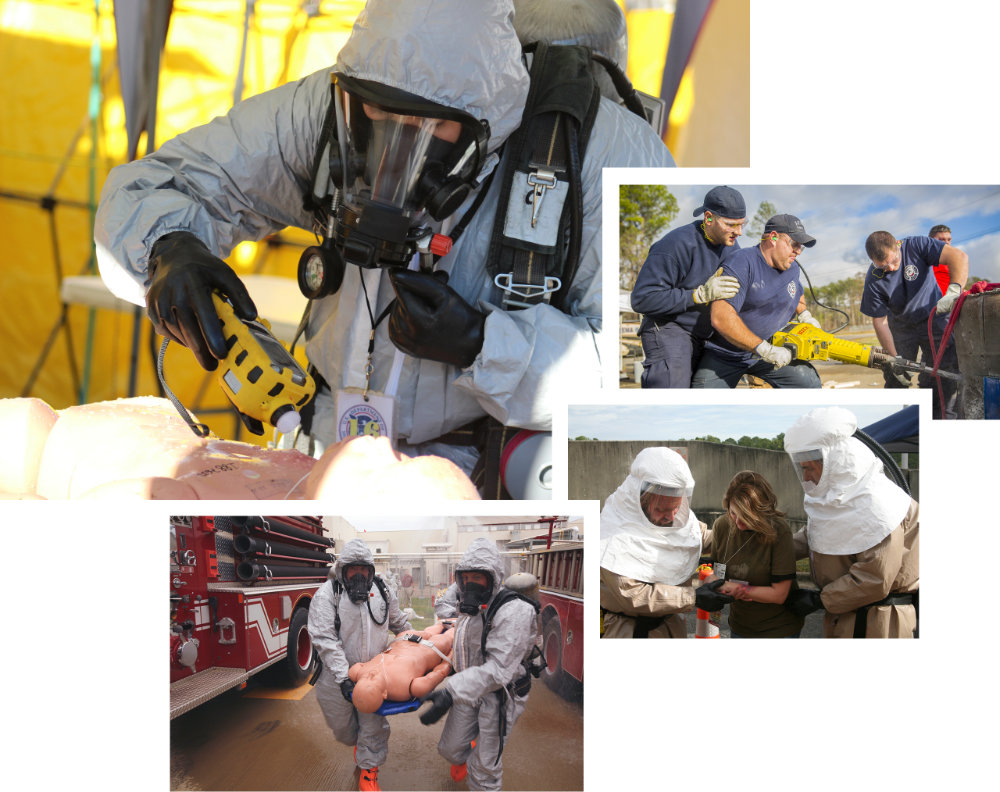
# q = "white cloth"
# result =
<box><xmin>94</xmin><ymin>0</ymin><xmax>674</xmax><ymax>448</ymax></box>
<box><xmin>599</xmin><ymin>448</ymin><xmax>702</xmax><ymax>585</ymax></box>
<box><xmin>784</xmin><ymin>407</ymin><xmax>912</xmax><ymax>555</ymax></box>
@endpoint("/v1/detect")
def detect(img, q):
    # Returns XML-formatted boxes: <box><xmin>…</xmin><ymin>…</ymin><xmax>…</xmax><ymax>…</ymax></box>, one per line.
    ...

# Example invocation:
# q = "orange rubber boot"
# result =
<box><xmin>359</xmin><ymin>766</ymin><xmax>380</xmax><ymax>792</ymax></box>
<box><xmin>450</xmin><ymin>739</ymin><xmax>476</xmax><ymax>782</ymax></box>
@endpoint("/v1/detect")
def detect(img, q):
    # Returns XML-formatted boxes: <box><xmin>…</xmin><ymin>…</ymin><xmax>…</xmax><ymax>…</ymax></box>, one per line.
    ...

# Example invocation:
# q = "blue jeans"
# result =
<box><xmin>691</xmin><ymin>349</ymin><xmax>822</xmax><ymax>389</ymax></box>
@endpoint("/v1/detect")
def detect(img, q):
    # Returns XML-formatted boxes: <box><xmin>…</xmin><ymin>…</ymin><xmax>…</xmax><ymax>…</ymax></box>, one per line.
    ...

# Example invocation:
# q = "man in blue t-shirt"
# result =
<box><xmin>630</xmin><ymin>186</ymin><xmax>745</xmax><ymax>388</ymax></box>
<box><xmin>860</xmin><ymin>230</ymin><xmax>968</xmax><ymax>418</ymax></box>
<box><xmin>691</xmin><ymin>214</ymin><xmax>823</xmax><ymax>389</ymax></box>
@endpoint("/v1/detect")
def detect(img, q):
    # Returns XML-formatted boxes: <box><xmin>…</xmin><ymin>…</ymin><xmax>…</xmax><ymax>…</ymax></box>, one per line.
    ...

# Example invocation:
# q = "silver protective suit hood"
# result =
<box><xmin>332</xmin><ymin>538</ymin><xmax>375</xmax><ymax>584</ymax></box>
<box><xmin>784</xmin><ymin>407</ymin><xmax>912</xmax><ymax>555</ymax></box>
<box><xmin>455</xmin><ymin>537</ymin><xmax>505</xmax><ymax>600</ymax></box>
<box><xmin>335</xmin><ymin>0</ymin><xmax>529</xmax><ymax>156</ymax></box>
<box><xmin>599</xmin><ymin>448</ymin><xmax>702</xmax><ymax>585</ymax></box>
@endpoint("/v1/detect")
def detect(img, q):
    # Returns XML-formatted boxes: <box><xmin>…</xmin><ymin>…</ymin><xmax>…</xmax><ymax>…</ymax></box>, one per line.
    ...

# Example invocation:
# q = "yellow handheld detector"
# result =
<box><xmin>213</xmin><ymin>294</ymin><xmax>316</xmax><ymax>434</ymax></box>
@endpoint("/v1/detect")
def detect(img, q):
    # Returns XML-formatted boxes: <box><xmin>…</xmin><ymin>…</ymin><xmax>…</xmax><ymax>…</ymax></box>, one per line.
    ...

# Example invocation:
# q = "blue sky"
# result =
<box><xmin>568</xmin><ymin>403</ymin><xmax>907</xmax><ymax>441</ymax></box>
<box><xmin>654</xmin><ymin>185</ymin><xmax>1000</xmax><ymax>286</ymax></box>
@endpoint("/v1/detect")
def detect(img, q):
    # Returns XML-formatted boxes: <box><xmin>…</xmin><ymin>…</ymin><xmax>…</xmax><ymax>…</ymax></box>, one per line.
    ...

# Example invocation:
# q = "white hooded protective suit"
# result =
<box><xmin>436</xmin><ymin>538</ymin><xmax>537</xmax><ymax>791</ymax></box>
<box><xmin>599</xmin><ymin>447</ymin><xmax>702</xmax><ymax>585</ymax></box>
<box><xmin>93</xmin><ymin>0</ymin><xmax>674</xmax><ymax>462</ymax></box>
<box><xmin>307</xmin><ymin>539</ymin><xmax>410</xmax><ymax>769</ymax></box>
<box><xmin>785</xmin><ymin>407</ymin><xmax>919</xmax><ymax>638</ymax></box>
<box><xmin>784</xmin><ymin>407</ymin><xmax>912</xmax><ymax>555</ymax></box>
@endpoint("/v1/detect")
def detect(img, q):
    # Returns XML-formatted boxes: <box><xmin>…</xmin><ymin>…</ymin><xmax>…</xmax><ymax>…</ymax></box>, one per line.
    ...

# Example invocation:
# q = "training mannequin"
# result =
<box><xmin>0</xmin><ymin>397</ymin><xmax>479</xmax><ymax>500</ymax></box>
<box><xmin>348</xmin><ymin>623</ymin><xmax>455</xmax><ymax>713</ymax></box>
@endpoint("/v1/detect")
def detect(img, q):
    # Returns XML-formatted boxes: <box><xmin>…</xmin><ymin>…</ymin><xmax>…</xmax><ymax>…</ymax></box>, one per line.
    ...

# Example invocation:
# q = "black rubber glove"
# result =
<box><xmin>694</xmin><ymin>579</ymin><xmax>734</xmax><ymax>612</ymax></box>
<box><xmin>388</xmin><ymin>269</ymin><xmax>485</xmax><ymax>368</ymax></box>
<box><xmin>786</xmin><ymin>588</ymin><xmax>824</xmax><ymax>617</ymax></box>
<box><xmin>418</xmin><ymin>687</ymin><xmax>454</xmax><ymax>725</ymax></box>
<box><xmin>145</xmin><ymin>231</ymin><xmax>257</xmax><ymax>370</ymax></box>
<box><xmin>340</xmin><ymin>678</ymin><xmax>356</xmax><ymax>703</ymax></box>
<box><xmin>883</xmin><ymin>363</ymin><xmax>912</xmax><ymax>389</ymax></box>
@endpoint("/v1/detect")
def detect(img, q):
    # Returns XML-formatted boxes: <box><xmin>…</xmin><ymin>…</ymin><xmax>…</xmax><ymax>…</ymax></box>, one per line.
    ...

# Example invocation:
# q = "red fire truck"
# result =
<box><xmin>170</xmin><ymin>515</ymin><xmax>332</xmax><ymax>719</ymax></box>
<box><xmin>525</xmin><ymin>535</ymin><xmax>583</xmax><ymax>699</ymax></box>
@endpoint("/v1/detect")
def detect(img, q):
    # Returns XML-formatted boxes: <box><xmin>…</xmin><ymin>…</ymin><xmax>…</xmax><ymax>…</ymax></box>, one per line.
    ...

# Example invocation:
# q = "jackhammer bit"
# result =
<box><xmin>867</xmin><ymin>349</ymin><xmax>963</xmax><ymax>382</ymax></box>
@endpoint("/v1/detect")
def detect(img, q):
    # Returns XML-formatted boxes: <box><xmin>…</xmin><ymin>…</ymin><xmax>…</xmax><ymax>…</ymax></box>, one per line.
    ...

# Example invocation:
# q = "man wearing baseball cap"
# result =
<box><xmin>630</xmin><ymin>186</ymin><xmax>747</xmax><ymax>388</ymax></box>
<box><xmin>860</xmin><ymin>229</ymin><xmax>968</xmax><ymax>417</ymax></box>
<box><xmin>691</xmin><ymin>214</ymin><xmax>824</xmax><ymax>388</ymax></box>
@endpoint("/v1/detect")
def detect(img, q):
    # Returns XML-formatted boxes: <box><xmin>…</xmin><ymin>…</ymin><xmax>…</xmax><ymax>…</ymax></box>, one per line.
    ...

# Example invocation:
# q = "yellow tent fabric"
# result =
<box><xmin>1</xmin><ymin>0</ymin><xmax>746</xmax><ymax>444</ymax></box>
<box><xmin>1</xmin><ymin>0</ymin><xmax>362</xmax><ymax>443</ymax></box>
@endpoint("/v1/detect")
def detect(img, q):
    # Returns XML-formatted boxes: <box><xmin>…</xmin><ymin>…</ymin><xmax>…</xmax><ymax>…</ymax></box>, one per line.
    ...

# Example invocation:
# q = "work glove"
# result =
<box><xmin>785</xmin><ymin>588</ymin><xmax>824</xmax><ymax>617</ymax></box>
<box><xmin>340</xmin><ymin>678</ymin><xmax>356</xmax><ymax>703</ymax></box>
<box><xmin>796</xmin><ymin>309</ymin><xmax>822</xmax><ymax>329</ymax></box>
<box><xmin>388</xmin><ymin>269</ymin><xmax>485</xmax><ymax>368</ymax></box>
<box><xmin>418</xmin><ymin>687</ymin><xmax>454</xmax><ymax>725</ymax></box>
<box><xmin>935</xmin><ymin>282</ymin><xmax>962</xmax><ymax>315</ymax></box>
<box><xmin>695</xmin><ymin>579</ymin><xmax>735</xmax><ymax>612</ymax></box>
<box><xmin>754</xmin><ymin>340</ymin><xmax>792</xmax><ymax>370</ymax></box>
<box><xmin>146</xmin><ymin>231</ymin><xmax>257</xmax><ymax>370</ymax></box>
<box><xmin>693</xmin><ymin>267</ymin><xmax>740</xmax><ymax>304</ymax></box>
<box><xmin>883</xmin><ymin>362</ymin><xmax>913</xmax><ymax>389</ymax></box>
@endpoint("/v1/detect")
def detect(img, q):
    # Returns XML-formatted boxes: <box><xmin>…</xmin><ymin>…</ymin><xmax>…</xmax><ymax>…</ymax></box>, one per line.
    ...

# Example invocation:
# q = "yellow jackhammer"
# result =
<box><xmin>770</xmin><ymin>322</ymin><xmax>962</xmax><ymax>381</ymax></box>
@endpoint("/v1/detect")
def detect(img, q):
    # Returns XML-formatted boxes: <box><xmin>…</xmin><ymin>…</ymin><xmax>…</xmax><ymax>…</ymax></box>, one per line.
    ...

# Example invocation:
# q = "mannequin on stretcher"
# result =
<box><xmin>349</xmin><ymin>622</ymin><xmax>455</xmax><ymax>714</ymax></box>
<box><xmin>0</xmin><ymin>396</ymin><xmax>479</xmax><ymax>501</ymax></box>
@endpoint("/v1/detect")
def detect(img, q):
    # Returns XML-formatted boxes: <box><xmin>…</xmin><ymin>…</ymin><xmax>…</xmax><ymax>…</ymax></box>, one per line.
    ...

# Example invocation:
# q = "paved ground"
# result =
<box><xmin>171</xmin><ymin>667</ymin><xmax>583</xmax><ymax>791</ymax></box>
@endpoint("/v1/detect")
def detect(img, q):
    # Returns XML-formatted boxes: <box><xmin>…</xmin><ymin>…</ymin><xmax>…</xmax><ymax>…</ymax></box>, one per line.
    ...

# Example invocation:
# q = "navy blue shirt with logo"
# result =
<box><xmin>631</xmin><ymin>220</ymin><xmax>739</xmax><ymax>338</ymax></box>
<box><xmin>704</xmin><ymin>245</ymin><xmax>803</xmax><ymax>364</ymax></box>
<box><xmin>860</xmin><ymin>235</ymin><xmax>945</xmax><ymax>328</ymax></box>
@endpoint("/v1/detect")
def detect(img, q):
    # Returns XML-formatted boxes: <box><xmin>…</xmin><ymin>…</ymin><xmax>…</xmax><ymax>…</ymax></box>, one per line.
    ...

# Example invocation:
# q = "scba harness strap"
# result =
<box><xmin>487</xmin><ymin>41</ymin><xmax>649</xmax><ymax>312</ymax></box>
<box><xmin>479</xmin><ymin>588</ymin><xmax>543</xmax><ymax>766</ymax></box>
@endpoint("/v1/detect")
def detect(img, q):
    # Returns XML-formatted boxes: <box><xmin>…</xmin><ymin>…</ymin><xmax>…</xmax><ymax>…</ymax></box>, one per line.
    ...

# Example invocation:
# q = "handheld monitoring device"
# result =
<box><xmin>211</xmin><ymin>294</ymin><xmax>316</xmax><ymax>435</ymax></box>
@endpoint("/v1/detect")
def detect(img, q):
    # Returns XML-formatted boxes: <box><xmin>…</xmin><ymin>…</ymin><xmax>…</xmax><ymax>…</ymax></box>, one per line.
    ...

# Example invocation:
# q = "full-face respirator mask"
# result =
<box><xmin>456</xmin><ymin>569</ymin><xmax>494</xmax><ymax>615</ymax></box>
<box><xmin>298</xmin><ymin>73</ymin><xmax>491</xmax><ymax>300</ymax></box>
<box><xmin>342</xmin><ymin>562</ymin><xmax>375</xmax><ymax>604</ymax></box>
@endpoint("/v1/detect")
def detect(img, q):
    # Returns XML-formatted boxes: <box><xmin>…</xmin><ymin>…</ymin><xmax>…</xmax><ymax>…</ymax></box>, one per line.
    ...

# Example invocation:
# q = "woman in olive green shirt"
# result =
<box><xmin>710</xmin><ymin>471</ymin><xmax>804</xmax><ymax>638</ymax></box>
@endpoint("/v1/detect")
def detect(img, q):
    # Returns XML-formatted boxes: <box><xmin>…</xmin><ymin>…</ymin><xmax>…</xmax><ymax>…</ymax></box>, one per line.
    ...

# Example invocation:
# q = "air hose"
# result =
<box><xmin>926</xmin><ymin>281</ymin><xmax>1000</xmax><ymax>420</ymax></box>
<box><xmin>852</xmin><ymin>427</ymin><xmax>909</xmax><ymax>494</ymax></box>
<box><xmin>797</xmin><ymin>262</ymin><xmax>851</xmax><ymax>333</ymax></box>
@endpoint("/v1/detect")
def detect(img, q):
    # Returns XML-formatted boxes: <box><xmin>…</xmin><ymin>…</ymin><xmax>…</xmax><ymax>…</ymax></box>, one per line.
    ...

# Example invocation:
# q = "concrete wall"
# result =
<box><xmin>568</xmin><ymin>440</ymin><xmax>918</xmax><ymax>525</ymax></box>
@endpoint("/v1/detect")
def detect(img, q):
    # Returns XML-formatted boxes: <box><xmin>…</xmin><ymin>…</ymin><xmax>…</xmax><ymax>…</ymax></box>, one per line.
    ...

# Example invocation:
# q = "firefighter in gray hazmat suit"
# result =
<box><xmin>783</xmin><ymin>407</ymin><xmax>920</xmax><ymax>638</ymax></box>
<box><xmin>417</xmin><ymin>539</ymin><xmax>539</xmax><ymax>790</ymax></box>
<box><xmin>93</xmin><ymin>0</ymin><xmax>673</xmax><ymax>482</ymax></box>
<box><xmin>599</xmin><ymin>447</ymin><xmax>726</xmax><ymax>638</ymax></box>
<box><xmin>308</xmin><ymin>539</ymin><xmax>411</xmax><ymax>791</ymax></box>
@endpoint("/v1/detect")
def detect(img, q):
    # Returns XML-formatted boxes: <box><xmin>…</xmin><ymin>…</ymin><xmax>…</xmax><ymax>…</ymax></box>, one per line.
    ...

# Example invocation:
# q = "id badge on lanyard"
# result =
<box><xmin>335</xmin><ymin>388</ymin><xmax>396</xmax><ymax>442</ymax></box>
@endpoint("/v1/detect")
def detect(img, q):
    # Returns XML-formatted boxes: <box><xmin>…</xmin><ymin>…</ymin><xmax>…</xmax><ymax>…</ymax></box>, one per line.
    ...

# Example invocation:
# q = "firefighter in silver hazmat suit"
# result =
<box><xmin>308</xmin><ymin>539</ymin><xmax>411</xmax><ymax>790</ymax></box>
<box><xmin>93</xmin><ymin>0</ymin><xmax>674</xmax><ymax>477</ymax></box>
<box><xmin>599</xmin><ymin>447</ymin><xmax>718</xmax><ymax>638</ymax></box>
<box><xmin>783</xmin><ymin>407</ymin><xmax>919</xmax><ymax>638</ymax></box>
<box><xmin>417</xmin><ymin>538</ymin><xmax>538</xmax><ymax>790</ymax></box>
<box><xmin>433</xmin><ymin>582</ymin><xmax>460</xmax><ymax>620</ymax></box>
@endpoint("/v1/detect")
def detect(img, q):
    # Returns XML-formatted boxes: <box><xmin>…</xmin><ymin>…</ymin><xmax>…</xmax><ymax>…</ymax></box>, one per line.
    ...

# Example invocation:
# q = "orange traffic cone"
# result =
<box><xmin>695</xmin><ymin>564</ymin><xmax>721</xmax><ymax>639</ymax></box>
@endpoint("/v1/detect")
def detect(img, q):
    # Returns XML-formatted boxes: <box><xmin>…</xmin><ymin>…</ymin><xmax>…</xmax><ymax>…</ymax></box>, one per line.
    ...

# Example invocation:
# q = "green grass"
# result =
<box><xmin>405</xmin><ymin>596</ymin><xmax>436</xmax><ymax>631</ymax></box>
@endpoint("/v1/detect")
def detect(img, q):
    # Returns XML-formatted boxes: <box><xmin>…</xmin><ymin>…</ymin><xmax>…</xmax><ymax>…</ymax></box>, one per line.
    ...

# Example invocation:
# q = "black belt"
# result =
<box><xmin>853</xmin><ymin>590</ymin><xmax>919</xmax><ymax>638</ymax></box>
